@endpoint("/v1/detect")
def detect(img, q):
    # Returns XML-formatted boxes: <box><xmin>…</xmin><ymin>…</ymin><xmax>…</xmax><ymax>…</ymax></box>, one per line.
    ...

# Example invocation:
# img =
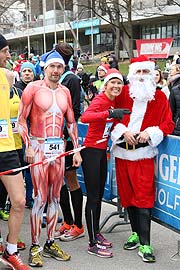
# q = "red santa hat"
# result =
<box><xmin>104</xmin><ymin>68</ymin><xmax>123</xmax><ymax>85</ymax></box>
<box><xmin>128</xmin><ymin>55</ymin><xmax>155</xmax><ymax>76</ymax></box>
<box><xmin>97</xmin><ymin>63</ymin><xmax>110</xmax><ymax>73</ymax></box>
<box><xmin>19</xmin><ymin>54</ymin><xmax>25</xmax><ymax>60</ymax></box>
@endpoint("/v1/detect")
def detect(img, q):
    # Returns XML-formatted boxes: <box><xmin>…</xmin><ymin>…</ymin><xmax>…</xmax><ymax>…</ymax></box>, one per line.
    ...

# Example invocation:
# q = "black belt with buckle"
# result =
<box><xmin>116</xmin><ymin>141</ymin><xmax>149</xmax><ymax>150</ymax></box>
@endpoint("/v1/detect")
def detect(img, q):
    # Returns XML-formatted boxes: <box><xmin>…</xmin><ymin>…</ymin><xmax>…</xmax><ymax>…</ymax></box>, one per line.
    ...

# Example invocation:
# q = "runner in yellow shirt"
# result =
<box><xmin>0</xmin><ymin>34</ymin><xmax>30</xmax><ymax>270</ymax></box>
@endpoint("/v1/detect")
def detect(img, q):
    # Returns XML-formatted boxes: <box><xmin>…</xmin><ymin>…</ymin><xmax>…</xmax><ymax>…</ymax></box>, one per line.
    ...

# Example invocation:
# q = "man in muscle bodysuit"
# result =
<box><xmin>18</xmin><ymin>50</ymin><xmax>82</xmax><ymax>267</ymax></box>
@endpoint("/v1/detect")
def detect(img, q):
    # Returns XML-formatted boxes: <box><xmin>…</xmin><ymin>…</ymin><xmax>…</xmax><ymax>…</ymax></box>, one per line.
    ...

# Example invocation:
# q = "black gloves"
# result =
<box><xmin>108</xmin><ymin>108</ymin><xmax>131</xmax><ymax>119</ymax></box>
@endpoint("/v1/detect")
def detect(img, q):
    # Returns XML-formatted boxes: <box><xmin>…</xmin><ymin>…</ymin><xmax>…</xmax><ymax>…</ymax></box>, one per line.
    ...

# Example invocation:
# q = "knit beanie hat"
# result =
<box><xmin>0</xmin><ymin>34</ymin><xmax>8</xmax><ymax>50</ymax></box>
<box><xmin>32</xmin><ymin>56</ymin><xmax>38</xmax><ymax>62</ymax></box>
<box><xmin>19</xmin><ymin>54</ymin><xmax>25</xmax><ymax>60</ymax></box>
<box><xmin>97</xmin><ymin>63</ymin><xmax>110</xmax><ymax>73</ymax></box>
<box><xmin>20</xmin><ymin>62</ymin><xmax>36</xmax><ymax>77</ymax></box>
<box><xmin>55</xmin><ymin>43</ymin><xmax>74</xmax><ymax>65</ymax></box>
<box><xmin>101</xmin><ymin>56</ymin><xmax>108</xmax><ymax>63</ymax></box>
<box><xmin>128</xmin><ymin>55</ymin><xmax>155</xmax><ymax>77</ymax></box>
<box><xmin>77</xmin><ymin>63</ymin><xmax>83</xmax><ymax>70</ymax></box>
<box><xmin>40</xmin><ymin>50</ymin><xmax>65</xmax><ymax>69</ymax></box>
<box><xmin>104</xmin><ymin>68</ymin><xmax>123</xmax><ymax>85</ymax></box>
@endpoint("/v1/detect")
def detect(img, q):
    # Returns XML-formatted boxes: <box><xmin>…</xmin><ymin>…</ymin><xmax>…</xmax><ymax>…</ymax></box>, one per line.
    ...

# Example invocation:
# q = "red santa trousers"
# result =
<box><xmin>115</xmin><ymin>157</ymin><xmax>155</xmax><ymax>208</ymax></box>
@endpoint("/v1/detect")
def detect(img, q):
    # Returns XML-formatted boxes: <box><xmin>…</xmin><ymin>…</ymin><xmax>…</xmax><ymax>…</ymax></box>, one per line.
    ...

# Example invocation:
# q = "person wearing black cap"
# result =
<box><xmin>54</xmin><ymin>43</ymin><xmax>85</xmax><ymax>242</ymax></box>
<box><xmin>0</xmin><ymin>34</ymin><xmax>30</xmax><ymax>270</ymax></box>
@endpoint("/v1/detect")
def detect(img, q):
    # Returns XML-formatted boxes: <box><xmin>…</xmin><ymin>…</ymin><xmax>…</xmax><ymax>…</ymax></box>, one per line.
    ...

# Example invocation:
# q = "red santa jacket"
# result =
<box><xmin>111</xmin><ymin>85</ymin><xmax>175</xmax><ymax>161</ymax></box>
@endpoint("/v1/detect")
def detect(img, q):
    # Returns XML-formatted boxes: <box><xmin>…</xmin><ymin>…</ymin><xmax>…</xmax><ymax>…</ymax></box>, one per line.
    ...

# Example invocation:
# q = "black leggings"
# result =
<box><xmin>81</xmin><ymin>147</ymin><xmax>107</xmax><ymax>245</ymax></box>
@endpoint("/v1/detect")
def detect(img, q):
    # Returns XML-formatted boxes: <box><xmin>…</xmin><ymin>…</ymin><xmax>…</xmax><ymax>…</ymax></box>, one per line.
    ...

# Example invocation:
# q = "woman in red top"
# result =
<box><xmin>81</xmin><ymin>69</ymin><xmax>130</xmax><ymax>258</ymax></box>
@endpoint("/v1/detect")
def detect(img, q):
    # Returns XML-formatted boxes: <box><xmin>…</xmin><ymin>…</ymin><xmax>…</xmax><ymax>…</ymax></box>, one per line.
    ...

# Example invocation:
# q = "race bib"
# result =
<box><xmin>10</xmin><ymin>117</ymin><xmax>18</xmax><ymax>134</ymax></box>
<box><xmin>0</xmin><ymin>120</ymin><xmax>8</xmax><ymax>138</ymax></box>
<box><xmin>102</xmin><ymin>122</ymin><xmax>113</xmax><ymax>138</ymax></box>
<box><xmin>44</xmin><ymin>138</ymin><xmax>64</xmax><ymax>157</ymax></box>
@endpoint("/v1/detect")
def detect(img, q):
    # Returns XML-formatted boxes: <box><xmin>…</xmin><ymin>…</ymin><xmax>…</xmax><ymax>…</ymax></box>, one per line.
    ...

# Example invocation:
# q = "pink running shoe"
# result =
<box><xmin>96</xmin><ymin>233</ymin><xmax>112</xmax><ymax>248</ymax></box>
<box><xmin>88</xmin><ymin>243</ymin><xmax>113</xmax><ymax>258</ymax></box>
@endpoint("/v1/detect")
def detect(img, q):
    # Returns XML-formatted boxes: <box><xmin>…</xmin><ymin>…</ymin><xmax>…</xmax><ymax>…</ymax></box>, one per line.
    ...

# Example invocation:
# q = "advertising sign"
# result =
<box><xmin>153</xmin><ymin>135</ymin><xmax>180</xmax><ymax>231</ymax></box>
<box><xmin>136</xmin><ymin>38</ymin><xmax>173</xmax><ymax>58</ymax></box>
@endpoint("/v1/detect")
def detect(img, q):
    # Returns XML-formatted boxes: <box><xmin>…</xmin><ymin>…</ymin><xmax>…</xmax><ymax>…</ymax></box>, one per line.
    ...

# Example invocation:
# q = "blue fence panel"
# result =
<box><xmin>152</xmin><ymin>135</ymin><xmax>180</xmax><ymax>231</ymax></box>
<box><xmin>77</xmin><ymin>123</ymin><xmax>180</xmax><ymax>231</ymax></box>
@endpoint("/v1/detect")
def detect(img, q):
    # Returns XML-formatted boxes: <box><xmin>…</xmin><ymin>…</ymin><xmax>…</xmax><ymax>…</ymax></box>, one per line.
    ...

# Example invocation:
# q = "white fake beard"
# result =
<box><xmin>128</xmin><ymin>74</ymin><xmax>156</xmax><ymax>102</ymax></box>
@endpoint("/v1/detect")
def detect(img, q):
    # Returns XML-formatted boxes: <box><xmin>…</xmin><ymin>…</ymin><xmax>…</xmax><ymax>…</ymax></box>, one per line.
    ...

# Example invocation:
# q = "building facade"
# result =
<box><xmin>1</xmin><ymin>0</ymin><xmax>180</xmax><ymax>58</ymax></box>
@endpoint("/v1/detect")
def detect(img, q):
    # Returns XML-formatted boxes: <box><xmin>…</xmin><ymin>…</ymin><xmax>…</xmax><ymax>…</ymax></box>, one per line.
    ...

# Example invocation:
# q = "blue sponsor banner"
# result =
<box><xmin>85</xmin><ymin>27</ymin><xmax>99</xmax><ymax>35</ymax></box>
<box><xmin>153</xmin><ymin>135</ymin><xmax>180</xmax><ymax>231</ymax></box>
<box><xmin>71</xmin><ymin>19</ymin><xmax>100</xmax><ymax>29</ymax></box>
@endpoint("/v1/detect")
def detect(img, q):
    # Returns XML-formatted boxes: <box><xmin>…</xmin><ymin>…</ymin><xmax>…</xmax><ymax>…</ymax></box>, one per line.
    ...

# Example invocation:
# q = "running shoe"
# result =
<box><xmin>2</xmin><ymin>249</ymin><xmax>31</xmax><ymax>270</ymax></box>
<box><xmin>0</xmin><ymin>242</ymin><xmax>4</xmax><ymax>255</ymax></box>
<box><xmin>88</xmin><ymin>243</ymin><xmax>113</xmax><ymax>258</ymax></box>
<box><xmin>17</xmin><ymin>238</ymin><xmax>26</xmax><ymax>250</ymax></box>
<box><xmin>54</xmin><ymin>222</ymin><xmax>72</xmax><ymax>239</ymax></box>
<box><xmin>29</xmin><ymin>245</ymin><xmax>43</xmax><ymax>267</ymax></box>
<box><xmin>59</xmin><ymin>225</ymin><xmax>85</xmax><ymax>241</ymax></box>
<box><xmin>123</xmin><ymin>232</ymin><xmax>140</xmax><ymax>250</ymax></box>
<box><xmin>138</xmin><ymin>244</ymin><xmax>156</xmax><ymax>263</ymax></box>
<box><xmin>42</xmin><ymin>242</ymin><xmax>71</xmax><ymax>261</ymax></box>
<box><xmin>96</xmin><ymin>233</ymin><xmax>112</xmax><ymax>248</ymax></box>
<box><xmin>0</xmin><ymin>210</ymin><xmax>9</xmax><ymax>221</ymax></box>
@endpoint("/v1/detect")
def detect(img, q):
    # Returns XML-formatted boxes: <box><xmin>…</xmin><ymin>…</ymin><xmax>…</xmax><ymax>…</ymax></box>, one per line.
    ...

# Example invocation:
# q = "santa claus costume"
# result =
<box><xmin>111</xmin><ymin>55</ymin><xmax>174</xmax><ymax>263</ymax></box>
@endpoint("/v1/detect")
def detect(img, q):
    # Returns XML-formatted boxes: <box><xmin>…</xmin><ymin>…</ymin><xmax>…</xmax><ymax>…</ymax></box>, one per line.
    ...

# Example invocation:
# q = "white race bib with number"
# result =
<box><xmin>10</xmin><ymin>117</ymin><xmax>18</xmax><ymax>134</ymax></box>
<box><xmin>0</xmin><ymin>120</ymin><xmax>8</xmax><ymax>138</ymax></box>
<box><xmin>102</xmin><ymin>122</ymin><xmax>113</xmax><ymax>138</ymax></box>
<box><xmin>44</xmin><ymin>138</ymin><xmax>64</xmax><ymax>158</ymax></box>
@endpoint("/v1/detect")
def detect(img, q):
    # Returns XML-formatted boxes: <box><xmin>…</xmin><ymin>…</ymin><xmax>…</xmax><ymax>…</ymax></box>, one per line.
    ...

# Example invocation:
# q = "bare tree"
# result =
<box><xmin>75</xmin><ymin>0</ymin><xmax>134</xmax><ymax>59</ymax></box>
<box><xmin>75</xmin><ymin>0</ymin><xmax>180</xmax><ymax>59</ymax></box>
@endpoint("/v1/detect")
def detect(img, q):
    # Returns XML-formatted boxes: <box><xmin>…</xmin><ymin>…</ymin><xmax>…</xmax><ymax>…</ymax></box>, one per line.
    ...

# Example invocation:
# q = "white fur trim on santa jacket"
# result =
<box><xmin>111</xmin><ymin>124</ymin><xmax>163</xmax><ymax>161</ymax></box>
<box><xmin>111</xmin><ymin>98</ymin><xmax>164</xmax><ymax>161</ymax></box>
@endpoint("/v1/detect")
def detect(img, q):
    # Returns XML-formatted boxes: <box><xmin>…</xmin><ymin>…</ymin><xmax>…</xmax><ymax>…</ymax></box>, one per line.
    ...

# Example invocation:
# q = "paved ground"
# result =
<box><xmin>1</xmin><ymin>197</ymin><xmax>180</xmax><ymax>270</ymax></box>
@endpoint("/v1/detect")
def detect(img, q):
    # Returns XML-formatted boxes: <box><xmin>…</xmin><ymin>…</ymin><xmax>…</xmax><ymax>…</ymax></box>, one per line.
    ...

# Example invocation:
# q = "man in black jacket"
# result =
<box><xmin>54</xmin><ymin>43</ymin><xmax>84</xmax><ymax>241</ymax></box>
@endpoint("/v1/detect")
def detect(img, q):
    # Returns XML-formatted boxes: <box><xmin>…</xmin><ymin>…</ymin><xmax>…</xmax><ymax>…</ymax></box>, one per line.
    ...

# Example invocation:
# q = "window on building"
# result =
<box><xmin>161</xmin><ymin>25</ymin><xmax>167</xmax><ymax>38</ymax></box>
<box><xmin>97</xmin><ymin>32</ymin><xmax>113</xmax><ymax>44</ymax></box>
<box><xmin>167</xmin><ymin>24</ymin><xmax>173</xmax><ymax>37</ymax></box>
<box><xmin>136</xmin><ymin>1</ymin><xmax>143</xmax><ymax>10</ymax></box>
<box><xmin>155</xmin><ymin>25</ymin><xmax>161</xmax><ymax>38</ymax></box>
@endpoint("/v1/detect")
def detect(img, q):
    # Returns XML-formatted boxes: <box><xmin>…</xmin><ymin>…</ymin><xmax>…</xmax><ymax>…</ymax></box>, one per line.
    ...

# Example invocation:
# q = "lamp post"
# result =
<box><xmin>91</xmin><ymin>0</ymin><xmax>94</xmax><ymax>59</ymax></box>
<box><xmin>53</xmin><ymin>0</ymin><xmax>57</xmax><ymax>45</ymax></box>
<box><xmin>43</xmin><ymin>0</ymin><xmax>46</xmax><ymax>53</ymax></box>
<box><xmin>25</xmin><ymin>0</ymin><xmax>30</xmax><ymax>56</ymax></box>
<box><xmin>63</xmin><ymin>0</ymin><xmax>66</xmax><ymax>42</ymax></box>
<box><xmin>76</xmin><ymin>15</ymin><xmax>79</xmax><ymax>51</ymax></box>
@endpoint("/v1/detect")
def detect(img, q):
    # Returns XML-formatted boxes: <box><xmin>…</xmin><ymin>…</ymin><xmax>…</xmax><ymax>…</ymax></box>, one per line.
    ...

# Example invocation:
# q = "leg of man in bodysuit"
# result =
<box><xmin>29</xmin><ymin>142</ymin><xmax>70</xmax><ymax>267</ymax></box>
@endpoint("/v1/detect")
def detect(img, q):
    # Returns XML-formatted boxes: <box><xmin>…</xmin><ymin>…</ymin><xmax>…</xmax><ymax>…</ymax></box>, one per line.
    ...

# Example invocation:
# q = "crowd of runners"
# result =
<box><xmin>0</xmin><ymin>32</ymin><xmax>179</xmax><ymax>269</ymax></box>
